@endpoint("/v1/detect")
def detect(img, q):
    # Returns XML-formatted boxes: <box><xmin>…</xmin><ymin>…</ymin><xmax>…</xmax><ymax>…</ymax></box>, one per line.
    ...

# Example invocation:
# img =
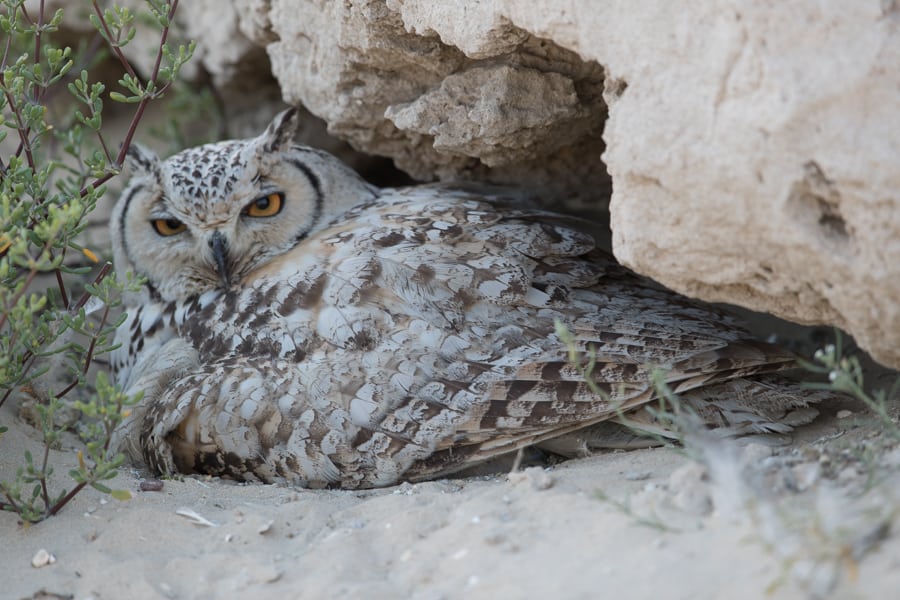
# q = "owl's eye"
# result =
<box><xmin>244</xmin><ymin>192</ymin><xmax>284</xmax><ymax>218</ymax></box>
<box><xmin>152</xmin><ymin>218</ymin><xmax>187</xmax><ymax>236</ymax></box>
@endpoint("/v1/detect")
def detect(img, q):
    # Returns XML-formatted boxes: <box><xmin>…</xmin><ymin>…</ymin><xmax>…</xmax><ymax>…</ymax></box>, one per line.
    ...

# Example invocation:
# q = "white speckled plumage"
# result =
<box><xmin>109</xmin><ymin>109</ymin><xmax>825</xmax><ymax>489</ymax></box>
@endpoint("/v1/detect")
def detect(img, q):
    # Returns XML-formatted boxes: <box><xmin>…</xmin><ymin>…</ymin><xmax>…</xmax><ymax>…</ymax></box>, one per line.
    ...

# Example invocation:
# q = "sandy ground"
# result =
<box><xmin>4</xmin><ymin>387</ymin><xmax>900</xmax><ymax>600</ymax></box>
<box><xmin>4</xmin><ymin>102</ymin><xmax>899</xmax><ymax>600</ymax></box>
<box><xmin>4</xmin><ymin>163</ymin><xmax>899</xmax><ymax>598</ymax></box>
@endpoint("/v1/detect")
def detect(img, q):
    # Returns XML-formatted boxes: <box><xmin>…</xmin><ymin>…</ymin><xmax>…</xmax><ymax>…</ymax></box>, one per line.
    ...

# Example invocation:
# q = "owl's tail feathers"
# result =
<box><xmin>673</xmin><ymin>374</ymin><xmax>827</xmax><ymax>434</ymax></box>
<box><xmin>539</xmin><ymin>375</ymin><xmax>832</xmax><ymax>456</ymax></box>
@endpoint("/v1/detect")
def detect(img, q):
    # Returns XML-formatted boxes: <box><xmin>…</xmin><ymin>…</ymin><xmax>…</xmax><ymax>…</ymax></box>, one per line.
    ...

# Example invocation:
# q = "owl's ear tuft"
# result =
<box><xmin>259</xmin><ymin>107</ymin><xmax>301</xmax><ymax>153</ymax></box>
<box><xmin>124</xmin><ymin>143</ymin><xmax>161</xmax><ymax>178</ymax></box>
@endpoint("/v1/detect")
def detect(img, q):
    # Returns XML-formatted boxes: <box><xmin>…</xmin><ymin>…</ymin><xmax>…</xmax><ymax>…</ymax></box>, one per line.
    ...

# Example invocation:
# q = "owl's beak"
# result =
<box><xmin>208</xmin><ymin>231</ymin><xmax>231</xmax><ymax>287</ymax></box>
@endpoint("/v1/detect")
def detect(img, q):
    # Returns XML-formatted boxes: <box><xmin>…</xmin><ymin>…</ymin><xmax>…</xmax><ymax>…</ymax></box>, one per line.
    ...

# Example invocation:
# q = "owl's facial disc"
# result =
<box><xmin>112</xmin><ymin>108</ymin><xmax>377</xmax><ymax>303</ymax></box>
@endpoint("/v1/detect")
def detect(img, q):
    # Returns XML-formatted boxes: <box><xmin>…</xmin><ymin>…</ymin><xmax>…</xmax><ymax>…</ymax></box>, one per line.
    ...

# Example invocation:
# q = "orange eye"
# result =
<box><xmin>152</xmin><ymin>218</ymin><xmax>187</xmax><ymax>236</ymax></box>
<box><xmin>244</xmin><ymin>192</ymin><xmax>284</xmax><ymax>218</ymax></box>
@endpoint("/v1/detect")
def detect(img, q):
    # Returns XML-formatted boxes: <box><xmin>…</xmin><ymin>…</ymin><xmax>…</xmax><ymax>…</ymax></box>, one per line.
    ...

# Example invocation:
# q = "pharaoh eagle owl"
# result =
<box><xmin>110</xmin><ymin>108</ymin><xmax>824</xmax><ymax>489</ymax></box>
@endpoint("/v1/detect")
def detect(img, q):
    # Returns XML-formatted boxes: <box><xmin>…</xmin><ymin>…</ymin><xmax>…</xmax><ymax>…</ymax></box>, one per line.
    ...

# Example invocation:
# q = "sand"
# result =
<box><xmin>4</xmin><ymin>391</ymin><xmax>900</xmax><ymax>600</ymax></box>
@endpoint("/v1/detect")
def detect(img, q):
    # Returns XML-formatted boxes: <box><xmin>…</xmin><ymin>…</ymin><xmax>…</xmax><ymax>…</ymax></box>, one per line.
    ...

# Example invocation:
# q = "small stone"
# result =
<box><xmin>392</xmin><ymin>482</ymin><xmax>416</xmax><ymax>495</ymax></box>
<box><xmin>232</xmin><ymin>564</ymin><xmax>282</xmax><ymax>588</ymax></box>
<box><xmin>451</xmin><ymin>548</ymin><xmax>469</xmax><ymax>560</ymax></box>
<box><xmin>258</xmin><ymin>519</ymin><xmax>275</xmax><ymax>534</ymax></box>
<box><xmin>741</xmin><ymin>443</ymin><xmax>773</xmax><ymax>464</ymax></box>
<box><xmin>668</xmin><ymin>463</ymin><xmax>713</xmax><ymax>516</ymax></box>
<box><xmin>883</xmin><ymin>447</ymin><xmax>900</xmax><ymax>469</ymax></box>
<box><xmin>257</xmin><ymin>565</ymin><xmax>282</xmax><ymax>584</ymax></box>
<box><xmin>836</xmin><ymin>409</ymin><xmax>853</xmax><ymax>419</ymax></box>
<box><xmin>791</xmin><ymin>462</ymin><xmax>821</xmax><ymax>491</ymax></box>
<box><xmin>508</xmin><ymin>466</ymin><xmax>554</xmax><ymax>490</ymax></box>
<box><xmin>837</xmin><ymin>466</ymin><xmax>859</xmax><ymax>484</ymax></box>
<box><xmin>140</xmin><ymin>479</ymin><xmax>164</xmax><ymax>492</ymax></box>
<box><xmin>31</xmin><ymin>548</ymin><xmax>56</xmax><ymax>568</ymax></box>
<box><xmin>482</xmin><ymin>529</ymin><xmax>506</xmax><ymax>545</ymax></box>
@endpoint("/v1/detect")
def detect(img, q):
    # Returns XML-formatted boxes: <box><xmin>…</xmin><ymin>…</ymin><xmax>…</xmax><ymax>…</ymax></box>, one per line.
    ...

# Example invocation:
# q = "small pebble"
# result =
<box><xmin>883</xmin><ymin>447</ymin><xmax>900</xmax><ymax>469</ymax></box>
<box><xmin>392</xmin><ymin>482</ymin><xmax>416</xmax><ymax>495</ymax></box>
<box><xmin>482</xmin><ymin>529</ymin><xmax>506</xmax><ymax>545</ymax></box>
<box><xmin>256</xmin><ymin>565</ymin><xmax>283</xmax><ymax>584</ymax></box>
<box><xmin>508</xmin><ymin>466</ymin><xmax>554</xmax><ymax>490</ymax></box>
<box><xmin>837</xmin><ymin>465</ymin><xmax>859</xmax><ymax>484</ymax></box>
<box><xmin>257</xmin><ymin>519</ymin><xmax>275</xmax><ymax>535</ymax></box>
<box><xmin>741</xmin><ymin>443</ymin><xmax>773</xmax><ymax>464</ymax></box>
<box><xmin>140</xmin><ymin>479</ymin><xmax>164</xmax><ymax>492</ymax></box>
<box><xmin>668</xmin><ymin>463</ymin><xmax>713</xmax><ymax>516</ymax></box>
<box><xmin>31</xmin><ymin>548</ymin><xmax>56</xmax><ymax>568</ymax></box>
<box><xmin>791</xmin><ymin>462</ymin><xmax>821</xmax><ymax>491</ymax></box>
<box><xmin>836</xmin><ymin>409</ymin><xmax>853</xmax><ymax>419</ymax></box>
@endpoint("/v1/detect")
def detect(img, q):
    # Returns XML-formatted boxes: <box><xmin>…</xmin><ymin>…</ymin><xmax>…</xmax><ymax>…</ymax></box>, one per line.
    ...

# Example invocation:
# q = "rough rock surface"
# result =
<box><xmin>45</xmin><ymin>0</ymin><xmax>900</xmax><ymax>367</ymax></box>
<box><xmin>235</xmin><ymin>0</ymin><xmax>610</xmax><ymax>206</ymax></box>
<box><xmin>228</xmin><ymin>0</ymin><xmax>898</xmax><ymax>367</ymax></box>
<box><xmin>590</xmin><ymin>2</ymin><xmax>900</xmax><ymax>370</ymax></box>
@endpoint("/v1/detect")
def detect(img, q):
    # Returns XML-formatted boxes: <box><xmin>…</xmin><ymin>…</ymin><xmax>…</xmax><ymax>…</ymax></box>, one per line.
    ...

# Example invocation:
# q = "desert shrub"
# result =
<box><xmin>0</xmin><ymin>0</ymin><xmax>192</xmax><ymax>523</ymax></box>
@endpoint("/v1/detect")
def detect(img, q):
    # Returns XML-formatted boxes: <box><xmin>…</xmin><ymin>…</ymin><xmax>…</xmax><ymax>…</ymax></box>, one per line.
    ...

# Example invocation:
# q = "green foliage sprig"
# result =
<box><xmin>0</xmin><ymin>0</ymin><xmax>192</xmax><ymax>522</ymax></box>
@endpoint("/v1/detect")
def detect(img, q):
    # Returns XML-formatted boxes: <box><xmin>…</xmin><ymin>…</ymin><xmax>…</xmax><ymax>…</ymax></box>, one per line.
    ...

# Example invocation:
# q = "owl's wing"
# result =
<box><xmin>299</xmin><ymin>187</ymin><xmax>804</xmax><ymax>480</ymax></box>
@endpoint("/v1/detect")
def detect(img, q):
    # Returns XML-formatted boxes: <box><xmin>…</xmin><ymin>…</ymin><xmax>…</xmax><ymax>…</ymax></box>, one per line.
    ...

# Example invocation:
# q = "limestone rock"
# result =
<box><xmin>240</xmin><ymin>0</ymin><xmax>609</xmax><ymax>203</ymax></box>
<box><xmin>233</xmin><ymin>0</ymin><xmax>899</xmax><ymax>368</ymax></box>
<box><xmin>384</xmin><ymin>64</ymin><xmax>594</xmax><ymax>167</ymax></box>
<box><xmin>594</xmin><ymin>2</ymin><xmax>900</xmax><ymax>369</ymax></box>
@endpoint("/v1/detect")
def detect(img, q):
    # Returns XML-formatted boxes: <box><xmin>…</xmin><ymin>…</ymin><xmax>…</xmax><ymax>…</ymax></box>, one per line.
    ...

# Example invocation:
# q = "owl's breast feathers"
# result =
<box><xmin>115</xmin><ymin>186</ymin><xmax>823</xmax><ymax>488</ymax></box>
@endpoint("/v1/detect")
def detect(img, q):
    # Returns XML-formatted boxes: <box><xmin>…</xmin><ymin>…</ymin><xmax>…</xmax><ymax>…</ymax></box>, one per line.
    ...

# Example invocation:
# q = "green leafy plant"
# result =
<box><xmin>0</xmin><ymin>0</ymin><xmax>192</xmax><ymax>522</ymax></box>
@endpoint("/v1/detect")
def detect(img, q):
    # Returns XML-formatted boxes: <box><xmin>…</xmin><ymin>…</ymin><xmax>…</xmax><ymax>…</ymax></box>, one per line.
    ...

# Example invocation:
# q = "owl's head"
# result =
<box><xmin>111</xmin><ymin>108</ymin><xmax>378</xmax><ymax>302</ymax></box>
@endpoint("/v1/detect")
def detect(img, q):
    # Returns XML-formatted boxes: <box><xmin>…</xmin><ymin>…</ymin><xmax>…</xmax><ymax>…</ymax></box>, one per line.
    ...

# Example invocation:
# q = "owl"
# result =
<box><xmin>109</xmin><ymin>108</ymin><xmax>825</xmax><ymax>489</ymax></box>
